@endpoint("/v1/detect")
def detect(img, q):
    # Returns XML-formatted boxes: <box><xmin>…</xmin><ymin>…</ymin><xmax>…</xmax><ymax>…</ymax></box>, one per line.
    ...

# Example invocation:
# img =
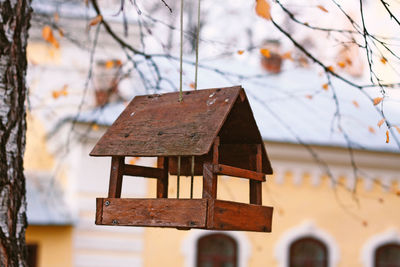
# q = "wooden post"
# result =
<box><xmin>157</xmin><ymin>157</ymin><xmax>169</xmax><ymax>198</ymax></box>
<box><xmin>203</xmin><ymin>137</ymin><xmax>219</xmax><ymax>199</ymax></box>
<box><xmin>108</xmin><ymin>156</ymin><xmax>124</xmax><ymax>198</ymax></box>
<box><xmin>250</xmin><ymin>144</ymin><xmax>262</xmax><ymax>205</ymax></box>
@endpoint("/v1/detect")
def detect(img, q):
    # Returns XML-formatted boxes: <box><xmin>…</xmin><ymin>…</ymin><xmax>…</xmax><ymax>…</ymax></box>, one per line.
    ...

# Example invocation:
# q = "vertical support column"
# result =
<box><xmin>203</xmin><ymin>137</ymin><xmax>219</xmax><ymax>199</ymax></box>
<box><xmin>108</xmin><ymin>156</ymin><xmax>124</xmax><ymax>198</ymax></box>
<box><xmin>157</xmin><ymin>157</ymin><xmax>169</xmax><ymax>198</ymax></box>
<box><xmin>250</xmin><ymin>144</ymin><xmax>262</xmax><ymax>205</ymax></box>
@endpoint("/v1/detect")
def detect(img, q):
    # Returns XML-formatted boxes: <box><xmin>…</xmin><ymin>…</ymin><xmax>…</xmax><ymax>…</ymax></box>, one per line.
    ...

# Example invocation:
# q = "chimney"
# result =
<box><xmin>93</xmin><ymin>59</ymin><xmax>122</xmax><ymax>106</ymax></box>
<box><xmin>260</xmin><ymin>39</ymin><xmax>282</xmax><ymax>74</ymax></box>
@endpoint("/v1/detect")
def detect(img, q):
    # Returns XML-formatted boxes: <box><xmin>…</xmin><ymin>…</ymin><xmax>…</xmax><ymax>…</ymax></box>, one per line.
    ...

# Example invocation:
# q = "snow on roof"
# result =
<box><xmin>26</xmin><ymin>172</ymin><xmax>73</xmax><ymax>225</ymax></box>
<box><xmin>72</xmin><ymin>57</ymin><xmax>400</xmax><ymax>154</ymax></box>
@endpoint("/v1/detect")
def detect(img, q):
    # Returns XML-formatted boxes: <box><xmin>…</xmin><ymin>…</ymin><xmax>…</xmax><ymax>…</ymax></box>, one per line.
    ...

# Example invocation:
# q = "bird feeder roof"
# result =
<box><xmin>90</xmin><ymin>86</ymin><xmax>272</xmax><ymax>173</ymax></box>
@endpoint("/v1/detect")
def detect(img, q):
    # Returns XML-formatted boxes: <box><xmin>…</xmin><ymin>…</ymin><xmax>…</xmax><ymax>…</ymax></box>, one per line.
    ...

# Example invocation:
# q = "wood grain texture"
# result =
<box><xmin>123</xmin><ymin>164</ymin><xmax>163</xmax><ymax>178</ymax></box>
<box><xmin>108</xmin><ymin>156</ymin><xmax>124</xmax><ymax>198</ymax></box>
<box><xmin>90</xmin><ymin>86</ymin><xmax>241</xmax><ymax>157</ymax></box>
<box><xmin>207</xmin><ymin>199</ymin><xmax>273</xmax><ymax>232</ymax></box>
<box><xmin>250</xmin><ymin>144</ymin><xmax>263</xmax><ymax>205</ymax></box>
<box><xmin>214</xmin><ymin>164</ymin><xmax>265</xmax><ymax>181</ymax></box>
<box><xmin>157</xmin><ymin>157</ymin><xmax>169</xmax><ymax>198</ymax></box>
<box><xmin>97</xmin><ymin>198</ymin><xmax>207</xmax><ymax>228</ymax></box>
<box><xmin>95</xmin><ymin>198</ymin><xmax>104</xmax><ymax>224</ymax></box>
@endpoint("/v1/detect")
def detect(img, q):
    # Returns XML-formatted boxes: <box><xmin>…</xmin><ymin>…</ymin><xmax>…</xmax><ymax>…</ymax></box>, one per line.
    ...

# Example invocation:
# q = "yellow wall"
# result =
<box><xmin>143</xmin><ymin>144</ymin><xmax>400</xmax><ymax>267</ymax></box>
<box><xmin>26</xmin><ymin>225</ymin><xmax>73</xmax><ymax>267</ymax></box>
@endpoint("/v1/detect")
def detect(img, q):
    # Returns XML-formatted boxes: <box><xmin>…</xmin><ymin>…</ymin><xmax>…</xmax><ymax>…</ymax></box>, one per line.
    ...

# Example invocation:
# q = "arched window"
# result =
<box><xmin>289</xmin><ymin>237</ymin><xmax>328</xmax><ymax>267</ymax></box>
<box><xmin>374</xmin><ymin>243</ymin><xmax>400</xmax><ymax>267</ymax></box>
<box><xmin>196</xmin><ymin>233</ymin><xmax>237</xmax><ymax>267</ymax></box>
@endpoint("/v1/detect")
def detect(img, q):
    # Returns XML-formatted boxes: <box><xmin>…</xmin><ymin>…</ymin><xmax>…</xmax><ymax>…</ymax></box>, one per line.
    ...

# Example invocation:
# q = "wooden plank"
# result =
<box><xmin>214</xmin><ymin>164</ymin><xmax>265</xmax><ymax>182</ymax></box>
<box><xmin>250</xmin><ymin>144</ymin><xmax>263</xmax><ymax>205</ymax></box>
<box><xmin>97</xmin><ymin>198</ymin><xmax>208</xmax><ymax>228</ymax></box>
<box><xmin>207</xmin><ymin>199</ymin><xmax>273</xmax><ymax>232</ymax></box>
<box><xmin>202</xmin><ymin>137</ymin><xmax>219</xmax><ymax>199</ymax></box>
<box><xmin>157</xmin><ymin>157</ymin><xmax>169</xmax><ymax>198</ymax></box>
<box><xmin>108</xmin><ymin>156</ymin><xmax>124</xmax><ymax>198</ymax></box>
<box><xmin>95</xmin><ymin>198</ymin><xmax>103</xmax><ymax>224</ymax></box>
<box><xmin>90</xmin><ymin>86</ymin><xmax>241</xmax><ymax>157</ymax></box>
<box><xmin>123</xmin><ymin>164</ymin><xmax>163</xmax><ymax>179</ymax></box>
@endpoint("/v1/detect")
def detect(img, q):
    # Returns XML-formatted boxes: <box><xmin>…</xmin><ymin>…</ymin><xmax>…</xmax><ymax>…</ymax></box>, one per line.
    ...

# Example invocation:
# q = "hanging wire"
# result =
<box><xmin>177</xmin><ymin>156</ymin><xmax>181</xmax><ymax>198</ymax></box>
<box><xmin>194</xmin><ymin>0</ymin><xmax>201</xmax><ymax>90</ymax></box>
<box><xmin>178</xmin><ymin>0</ymin><xmax>184</xmax><ymax>102</ymax></box>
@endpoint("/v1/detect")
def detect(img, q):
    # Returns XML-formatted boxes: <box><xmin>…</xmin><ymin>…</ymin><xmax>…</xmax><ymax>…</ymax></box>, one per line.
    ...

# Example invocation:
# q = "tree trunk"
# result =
<box><xmin>0</xmin><ymin>0</ymin><xmax>31</xmax><ymax>266</ymax></box>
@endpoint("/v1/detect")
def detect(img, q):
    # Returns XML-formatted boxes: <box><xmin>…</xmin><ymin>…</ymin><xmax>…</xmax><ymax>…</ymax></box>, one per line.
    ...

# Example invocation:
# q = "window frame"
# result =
<box><xmin>196</xmin><ymin>233</ymin><xmax>238</xmax><ymax>267</ymax></box>
<box><xmin>289</xmin><ymin>236</ymin><xmax>328</xmax><ymax>267</ymax></box>
<box><xmin>374</xmin><ymin>243</ymin><xmax>400</xmax><ymax>267</ymax></box>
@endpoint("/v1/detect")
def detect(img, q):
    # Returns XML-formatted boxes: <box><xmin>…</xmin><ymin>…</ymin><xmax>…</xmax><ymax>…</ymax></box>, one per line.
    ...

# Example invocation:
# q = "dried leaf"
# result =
<box><xmin>42</xmin><ymin>26</ymin><xmax>59</xmax><ymax>48</ymax></box>
<box><xmin>345</xmin><ymin>57</ymin><xmax>353</xmax><ymax>66</ymax></box>
<box><xmin>395</xmin><ymin>126</ymin><xmax>400</xmax><ymax>134</ymax></box>
<box><xmin>116</xmin><ymin>59</ymin><xmax>122</xmax><ymax>66</ymax></box>
<box><xmin>327</xmin><ymin>65</ymin><xmax>334</xmax><ymax>72</ymax></box>
<box><xmin>362</xmin><ymin>220</ymin><xmax>368</xmax><ymax>227</ymax></box>
<box><xmin>282</xmin><ymin>52</ymin><xmax>293</xmax><ymax>61</ymax></box>
<box><xmin>317</xmin><ymin>5</ymin><xmax>328</xmax><ymax>12</ymax></box>
<box><xmin>89</xmin><ymin>15</ymin><xmax>103</xmax><ymax>27</ymax></box>
<box><xmin>237</xmin><ymin>50</ymin><xmax>245</xmax><ymax>55</ymax></box>
<box><xmin>373</xmin><ymin>97</ymin><xmax>383</xmax><ymax>105</ymax></box>
<box><xmin>189</xmin><ymin>82</ymin><xmax>195</xmax><ymax>89</ymax></box>
<box><xmin>352</xmin><ymin>100</ymin><xmax>359</xmax><ymax>108</ymax></box>
<box><xmin>386</xmin><ymin>130</ymin><xmax>390</xmax><ymax>143</ymax></box>
<box><xmin>54</xmin><ymin>12</ymin><xmax>59</xmax><ymax>22</ymax></box>
<box><xmin>305</xmin><ymin>94</ymin><xmax>313</xmax><ymax>99</ymax></box>
<box><xmin>105</xmin><ymin>60</ymin><xmax>114</xmax><ymax>69</ymax></box>
<box><xmin>92</xmin><ymin>124</ymin><xmax>99</xmax><ymax>131</ymax></box>
<box><xmin>368</xmin><ymin>126</ymin><xmax>376</xmax><ymax>134</ymax></box>
<box><xmin>380</xmin><ymin>57</ymin><xmax>387</xmax><ymax>64</ymax></box>
<box><xmin>260</xmin><ymin>48</ymin><xmax>271</xmax><ymax>58</ymax></box>
<box><xmin>337</xmin><ymin>61</ymin><xmax>346</xmax><ymax>68</ymax></box>
<box><xmin>377</xmin><ymin>119</ymin><xmax>385</xmax><ymax>127</ymax></box>
<box><xmin>322</xmin><ymin>83</ymin><xmax>329</xmax><ymax>90</ymax></box>
<box><xmin>255</xmin><ymin>0</ymin><xmax>272</xmax><ymax>20</ymax></box>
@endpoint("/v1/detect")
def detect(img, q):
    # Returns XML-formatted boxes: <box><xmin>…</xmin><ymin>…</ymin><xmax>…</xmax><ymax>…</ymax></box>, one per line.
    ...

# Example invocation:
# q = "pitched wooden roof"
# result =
<box><xmin>90</xmin><ymin>86</ymin><xmax>272</xmax><ymax>173</ymax></box>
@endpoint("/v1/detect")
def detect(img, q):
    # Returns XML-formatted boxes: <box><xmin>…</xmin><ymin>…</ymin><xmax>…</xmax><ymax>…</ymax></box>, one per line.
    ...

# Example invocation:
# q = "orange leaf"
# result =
<box><xmin>92</xmin><ymin>124</ymin><xmax>99</xmax><ymax>131</ymax></box>
<box><xmin>322</xmin><ymin>83</ymin><xmax>329</xmax><ymax>90</ymax></box>
<box><xmin>377</xmin><ymin>119</ymin><xmax>385</xmax><ymax>127</ymax></box>
<box><xmin>52</xmin><ymin>91</ymin><xmax>60</xmax><ymax>99</ymax></box>
<box><xmin>345</xmin><ymin>57</ymin><xmax>353</xmax><ymax>66</ymax></box>
<box><xmin>373</xmin><ymin>97</ymin><xmax>383</xmax><ymax>105</ymax></box>
<box><xmin>255</xmin><ymin>0</ymin><xmax>272</xmax><ymax>20</ymax></box>
<box><xmin>105</xmin><ymin>60</ymin><xmax>114</xmax><ymax>69</ymax></box>
<box><xmin>282</xmin><ymin>52</ymin><xmax>293</xmax><ymax>61</ymax></box>
<box><xmin>368</xmin><ymin>126</ymin><xmax>376</xmax><ymax>134</ymax></box>
<box><xmin>237</xmin><ymin>50</ymin><xmax>245</xmax><ymax>55</ymax></box>
<box><xmin>380</xmin><ymin>57</ymin><xmax>387</xmax><ymax>64</ymax></box>
<box><xmin>42</xmin><ymin>26</ymin><xmax>59</xmax><ymax>48</ymax></box>
<box><xmin>89</xmin><ymin>15</ymin><xmax>103</xmax><ymax>27</ymax></box>
<box><xmin>395</xmin><ymin>126</ymin><xmax>400</xmax><ymax>134</ymax></box>
<box><xmin>260</xmin><ymin>48</ymin><xmax>271</xmax><ymax>58</ymax></box>
<box><xmin>337</xmin><ymin>61</ymin><xmax>346</xmax><ymax>68</ymax></box>
<box><xmin>54</xmin><ymin>12</ymin><xmax>59</xmax><ymax>22</ymax></box>
<box><xmin>327</xmin><ymin>65</ymin><xmax>334</xmax><ymax>72</ymax></box>
<box><xmin>305</xmin><ymin>94</ymin><xmax>313</xmax><ymax>99</ymax></box>
<box><xmin>352</xmin><ymin>100</ymin><xmax>359</xmax><ymax>108</ymax></box>
<box><xmin>317</xmin><ymin>5</ymin><xmax>328</xmax><ymax>12</ymax></box>
<box><xmin>116</xmin><ymin>59</ymin><xmax>122</xmax><ymax>66</ymax></box>
<box><xmin>386</xmin><ymin>130</ymin><xmax>390</xmax><ymax>143</ymax></box>
<box><xmin>189</xmin><ymin>82</ymin><xmax>195</xmax><ymax>89</ymax></box>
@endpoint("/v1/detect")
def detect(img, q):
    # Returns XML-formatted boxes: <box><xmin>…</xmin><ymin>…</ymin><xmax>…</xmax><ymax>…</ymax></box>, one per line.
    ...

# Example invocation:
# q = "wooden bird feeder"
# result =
<box><xmin>91</xmin><ymin>86</ymin><xmax>274</xmax><ymax>232</ymax></box>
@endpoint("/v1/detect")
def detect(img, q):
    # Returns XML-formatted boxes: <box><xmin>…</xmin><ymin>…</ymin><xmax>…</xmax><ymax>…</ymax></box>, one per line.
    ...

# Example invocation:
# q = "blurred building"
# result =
<box><xmin>24</xmin><ymin>0</ymin><xmax>400</xmax><ymax>267</ymax></box>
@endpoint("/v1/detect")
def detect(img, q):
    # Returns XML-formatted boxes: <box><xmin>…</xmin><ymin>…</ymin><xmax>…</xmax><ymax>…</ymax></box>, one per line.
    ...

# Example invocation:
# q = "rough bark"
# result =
<box><xmin>0</xmin><ymin>0</ymin><xmax>32</xmax><ymax>266</ymax></box>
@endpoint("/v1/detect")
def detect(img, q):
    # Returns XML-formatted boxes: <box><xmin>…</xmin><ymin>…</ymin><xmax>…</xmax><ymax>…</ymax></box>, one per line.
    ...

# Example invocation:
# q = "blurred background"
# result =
<box><xmin>24</xmin><ymin>0</ymin><xmax>400</xmax><ymax>266</ymax></box>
